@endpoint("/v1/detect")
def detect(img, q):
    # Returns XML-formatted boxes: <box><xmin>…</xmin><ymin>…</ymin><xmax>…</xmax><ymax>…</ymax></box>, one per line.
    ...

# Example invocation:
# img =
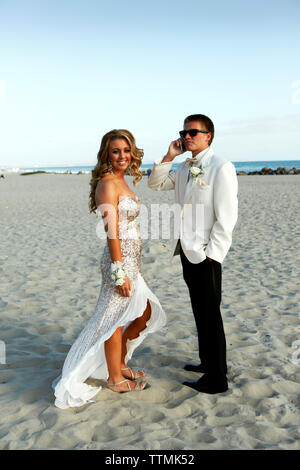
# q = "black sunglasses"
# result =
<box><xmin>179</xmin><ymin>129</ymin><xmax>209</xmax><ymax>138</ymax></box>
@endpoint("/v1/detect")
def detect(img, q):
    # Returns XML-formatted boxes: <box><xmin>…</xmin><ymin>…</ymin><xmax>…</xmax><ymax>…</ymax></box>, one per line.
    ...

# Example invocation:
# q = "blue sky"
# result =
<box><xmin>1</xmin><ymin>0</ymin><xmax>300</xmax><ymax>166</ymax></box>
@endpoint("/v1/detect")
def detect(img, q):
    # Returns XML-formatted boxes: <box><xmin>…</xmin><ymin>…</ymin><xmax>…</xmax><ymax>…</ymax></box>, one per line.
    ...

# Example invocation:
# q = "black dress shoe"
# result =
<box><xmin>183</xmin><ymin>363</ymin><xmax>208</xmax><ymax>373</ymax></box>
<box><xmin>182</xmin><ymin>373</ymin><xmax>228</xmax><ymax>394</ymax></box>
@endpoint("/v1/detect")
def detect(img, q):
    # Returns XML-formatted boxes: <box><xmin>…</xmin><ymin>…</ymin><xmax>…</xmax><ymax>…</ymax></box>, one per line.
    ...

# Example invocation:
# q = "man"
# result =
<box><xmin>148</xmin><ymin>114</ymin><xmax>238</xmax><ymax>394</ymax></box>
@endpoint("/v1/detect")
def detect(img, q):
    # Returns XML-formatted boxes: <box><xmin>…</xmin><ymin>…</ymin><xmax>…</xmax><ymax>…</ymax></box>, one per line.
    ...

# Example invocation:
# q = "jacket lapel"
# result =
<box><xmin>183</xmin><ymin>178</ymin><xmax>196</xmax><ymax>204</ymax></box>
<box><xmin>179</xmin><ymin>164</ymin><xmax>190</xmax><ymax>204</ymax></box>
<box><xmin>182</xmin><ymin>147</ymin><xmax>214</xmax><ymax>204</ymax></box>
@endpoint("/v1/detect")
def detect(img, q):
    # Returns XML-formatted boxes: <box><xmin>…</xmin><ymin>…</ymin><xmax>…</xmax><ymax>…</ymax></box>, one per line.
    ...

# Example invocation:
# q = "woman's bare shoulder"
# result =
<box><xmin>95</xmin><ymin>176</ymin><xmax>119</xmax><ymax>206</ymax></box>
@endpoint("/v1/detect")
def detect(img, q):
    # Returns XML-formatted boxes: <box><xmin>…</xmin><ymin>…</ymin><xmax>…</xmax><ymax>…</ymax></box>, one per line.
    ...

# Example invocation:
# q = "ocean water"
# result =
<box><xmin>2</xmin><ymin>160</ymin><xmax>300</xmax><ymax>174</ymax></box>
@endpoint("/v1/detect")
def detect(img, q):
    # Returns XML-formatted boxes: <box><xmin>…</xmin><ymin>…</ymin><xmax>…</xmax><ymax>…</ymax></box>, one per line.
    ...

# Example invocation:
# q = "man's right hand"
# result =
<box><xmin>161</xmin><ymin>139</ymin><xmax>186</xmax><ymax>163</ymax></box>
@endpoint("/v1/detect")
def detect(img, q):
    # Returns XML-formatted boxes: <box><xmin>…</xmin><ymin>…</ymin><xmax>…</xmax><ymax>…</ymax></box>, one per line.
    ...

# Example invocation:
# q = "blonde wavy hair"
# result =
<box><xmin>89</xmin><ymin>129</ymin><xmax>144</xmax><ymax>214</ymax></box>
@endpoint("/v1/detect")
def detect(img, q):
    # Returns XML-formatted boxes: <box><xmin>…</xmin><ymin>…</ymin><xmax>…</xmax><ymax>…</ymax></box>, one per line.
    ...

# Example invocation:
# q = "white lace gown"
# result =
<box><xmin>52</xmin><ymin>195</ymin><xmax>166</xmax><ymax>409</ymax></box>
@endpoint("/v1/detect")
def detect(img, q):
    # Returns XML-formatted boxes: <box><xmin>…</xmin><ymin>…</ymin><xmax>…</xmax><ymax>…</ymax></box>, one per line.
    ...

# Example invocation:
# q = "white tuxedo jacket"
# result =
<box><xmin>148</xmin><ymin>147</ymin><xmax>238</xmax><ymax>264</ymax></box>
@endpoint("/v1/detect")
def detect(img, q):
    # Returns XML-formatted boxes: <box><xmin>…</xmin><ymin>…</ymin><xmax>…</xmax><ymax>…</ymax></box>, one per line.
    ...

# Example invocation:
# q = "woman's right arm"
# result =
<box><xmin>95</xmin><ymin>180</ymin><xmax>131</xmax><ymax>297</ymax></box>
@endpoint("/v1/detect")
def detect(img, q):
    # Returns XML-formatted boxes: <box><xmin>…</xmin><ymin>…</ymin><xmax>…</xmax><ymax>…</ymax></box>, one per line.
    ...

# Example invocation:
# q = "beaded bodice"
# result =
<box><xmin>96</xmin><ymin>195</ymin><xmax>142</xmax><ymax>284</ymax></box>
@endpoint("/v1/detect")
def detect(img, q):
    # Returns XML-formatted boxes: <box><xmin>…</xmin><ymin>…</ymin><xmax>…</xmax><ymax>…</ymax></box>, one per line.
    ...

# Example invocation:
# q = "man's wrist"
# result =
<box><xmin>161</xmin><ymin>153</ymin><xmax>175</xmax><ymax>163</ymax></box>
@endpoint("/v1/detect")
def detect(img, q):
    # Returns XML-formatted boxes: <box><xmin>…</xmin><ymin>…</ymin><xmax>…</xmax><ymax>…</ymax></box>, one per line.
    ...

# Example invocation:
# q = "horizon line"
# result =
<box><xmin>2</xmin><ymin>158</ymin><xmax>300</xmax><ymax>169</ymax></box>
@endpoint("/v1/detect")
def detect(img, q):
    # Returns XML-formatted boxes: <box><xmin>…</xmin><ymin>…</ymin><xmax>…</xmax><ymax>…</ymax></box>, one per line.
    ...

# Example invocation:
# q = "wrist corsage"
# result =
<box><xmin>111</xmin><ymin>261</ymin><xmax>126</xmax><ymax>286</ymax></box>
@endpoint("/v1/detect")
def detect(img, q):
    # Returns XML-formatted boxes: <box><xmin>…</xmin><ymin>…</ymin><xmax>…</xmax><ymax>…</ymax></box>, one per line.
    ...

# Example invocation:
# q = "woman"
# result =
<box><xmin>52</xmin><ymin>129</ymin><xmax>166</xmax><ymax>408</ymax></box>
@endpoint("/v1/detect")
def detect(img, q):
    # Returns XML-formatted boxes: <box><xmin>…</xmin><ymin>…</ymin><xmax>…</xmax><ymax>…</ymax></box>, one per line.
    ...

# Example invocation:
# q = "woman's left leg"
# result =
<box><xmin>120</xmin><ymin>300</ymin><xmax>151</xmax><ymax>377</ymax></box>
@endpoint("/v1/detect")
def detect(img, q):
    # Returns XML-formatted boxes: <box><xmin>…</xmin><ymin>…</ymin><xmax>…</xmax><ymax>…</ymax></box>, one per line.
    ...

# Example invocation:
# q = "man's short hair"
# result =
<box><xmin>184</xmin><ymin>114</ymin><xmax>214</xmax><ymax>145</ymax></box>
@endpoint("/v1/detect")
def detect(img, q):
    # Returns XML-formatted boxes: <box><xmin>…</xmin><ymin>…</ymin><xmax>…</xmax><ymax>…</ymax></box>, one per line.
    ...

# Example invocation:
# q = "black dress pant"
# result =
<box><xmin>179</xmin><ymin>243</ymin><xmax>227</xmax><ymax>379</ymax></box>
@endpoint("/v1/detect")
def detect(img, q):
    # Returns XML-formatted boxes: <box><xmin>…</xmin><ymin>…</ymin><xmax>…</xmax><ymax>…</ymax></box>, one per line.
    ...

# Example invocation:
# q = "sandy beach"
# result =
<box><xmin>0</xmin><ymin>172</ymin><xmax>299</xmax><ymax>450</ymax></box>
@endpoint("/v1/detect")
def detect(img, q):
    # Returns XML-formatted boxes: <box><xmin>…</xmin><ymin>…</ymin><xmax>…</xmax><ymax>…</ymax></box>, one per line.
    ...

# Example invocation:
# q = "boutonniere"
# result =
<box><xmin>190</xmin><ymin>165</ymin><xmax>207</xmax><ymax>186</ymax></box>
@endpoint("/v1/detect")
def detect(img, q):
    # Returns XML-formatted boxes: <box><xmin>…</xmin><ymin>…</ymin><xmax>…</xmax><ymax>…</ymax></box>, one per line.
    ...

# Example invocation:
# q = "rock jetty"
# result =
<box><xmin>237</xmin><ymin>167</ymin><xmax>300</xmax><ymax>176</ymax></box>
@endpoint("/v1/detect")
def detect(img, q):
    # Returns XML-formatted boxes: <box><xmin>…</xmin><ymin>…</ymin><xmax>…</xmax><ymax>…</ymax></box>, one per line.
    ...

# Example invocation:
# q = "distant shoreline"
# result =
<box><xmin>1</xmin><ymin>160</ymin><xmax>300</xmax><ymax>176</ymax></box>
<box><xmin>1</xmin><ymin>167</ymin><xmax>299</xmax><ymax>178</ymax></box>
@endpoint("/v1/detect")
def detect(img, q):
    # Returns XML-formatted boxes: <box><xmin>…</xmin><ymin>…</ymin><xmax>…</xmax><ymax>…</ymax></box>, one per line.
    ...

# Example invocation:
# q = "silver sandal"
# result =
<box><xmin>107</xmin><ymin>378</ymin><xmax>147</xmax><ymax>393</ymax></box>
<box><xmin>121</xmin><ymin>367</ymin><xmax>146</xmax><ymax>380</ymax></box>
